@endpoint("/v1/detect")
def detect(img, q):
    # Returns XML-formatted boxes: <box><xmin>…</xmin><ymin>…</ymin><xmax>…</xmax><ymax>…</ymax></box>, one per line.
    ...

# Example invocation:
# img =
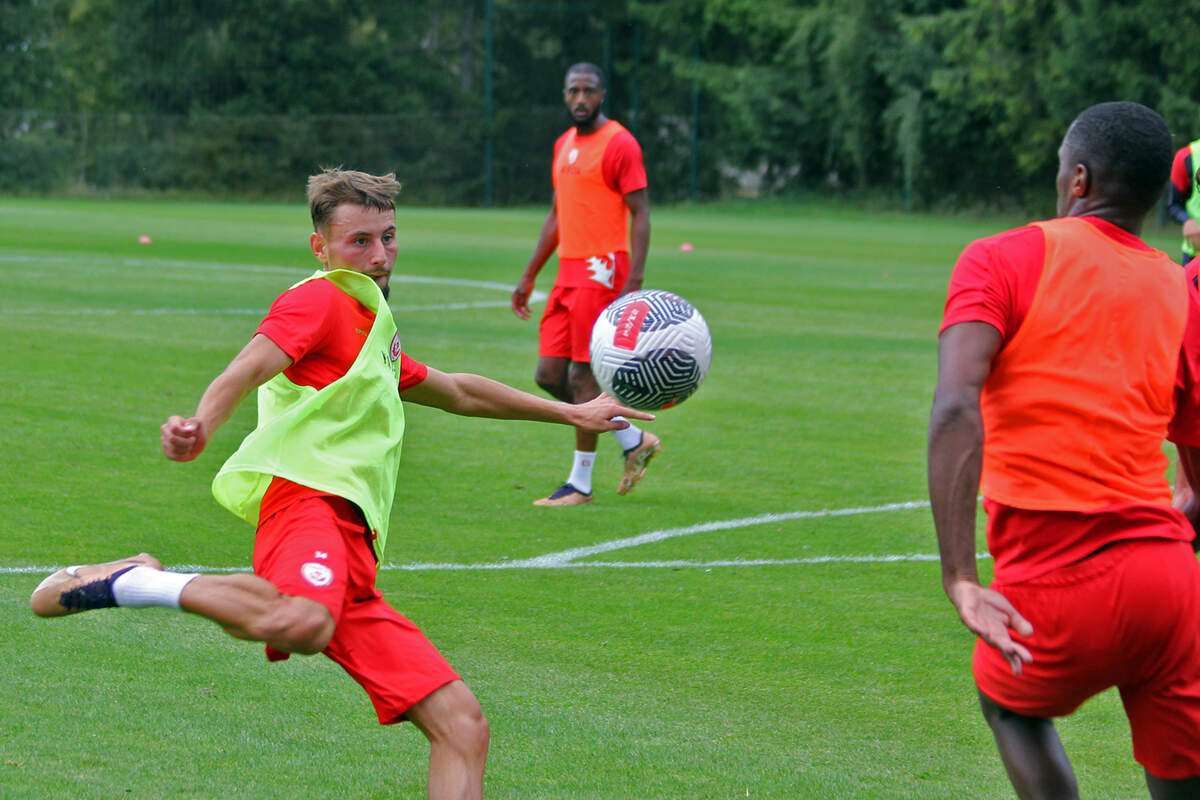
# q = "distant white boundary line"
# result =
<box><xmin>1</xmin><ymin>253</ymin><xmax>546</xmax><ymax>311</ymax></box>
<box><xmin>0</xmin><ymin>500</ymin><xmax>954</xmax><ymax>575</ymax></box>
<box><xmin>0</xmin><ymin>272</ymin><xmax>546</xmax><ymax>315</ymax></box>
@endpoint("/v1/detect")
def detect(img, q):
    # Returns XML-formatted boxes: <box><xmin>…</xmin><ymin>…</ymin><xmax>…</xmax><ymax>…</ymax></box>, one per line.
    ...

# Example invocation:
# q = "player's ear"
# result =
<box><xmin>310</xmin><ymin>230</ymin><xmax>328</xmax><ymax>266</ymax></box>
<box><xmin>1067</xmin><ymin>163</ymin><xmax>1090</xmax><ymax>199</ymax></box>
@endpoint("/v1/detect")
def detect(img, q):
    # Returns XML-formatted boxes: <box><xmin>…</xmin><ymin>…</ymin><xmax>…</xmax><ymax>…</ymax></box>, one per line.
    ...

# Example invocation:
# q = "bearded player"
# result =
<box><xmin>511</xmin><ymin>62</ymin><xmax>659</xmax><ymax>507</ymax></box>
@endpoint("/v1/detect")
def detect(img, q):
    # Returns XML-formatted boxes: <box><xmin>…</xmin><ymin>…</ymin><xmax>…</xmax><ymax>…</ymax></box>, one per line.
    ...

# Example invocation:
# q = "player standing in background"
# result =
<box><xmin>929</xmin><ymin>102</ymin><xmax>1200</xmax><ymax>797</ymax></box>
<box><xmin>512</xmin><ymin>62</ymin><xmax>659</xmax><ymax>507</ymax></box>
<box><xmin>31</xmin><ymin>169</ymin><xmax>652</xmax><ymax>800</ymax></box>
<box><xmin>1167</xmin><ymin>136</ymin><xmax>1200</xmax><ymax>265</ymax></box>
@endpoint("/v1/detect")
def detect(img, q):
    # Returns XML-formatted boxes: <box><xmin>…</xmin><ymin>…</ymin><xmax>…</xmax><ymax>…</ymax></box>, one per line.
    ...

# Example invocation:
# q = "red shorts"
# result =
<box><xmin>974</xmin><ymin>538</ymin><xmax>1200</xmax><ymax>779</ymax></box>
<box><xmin>253</xmin><ymin>495</ymin><xmax>461</xmax><ymax>725</ymax></box>
<box><xmin>539</xmin><ymin>284</ymin><xmax>621</xmax><ymax>362</ymax></box>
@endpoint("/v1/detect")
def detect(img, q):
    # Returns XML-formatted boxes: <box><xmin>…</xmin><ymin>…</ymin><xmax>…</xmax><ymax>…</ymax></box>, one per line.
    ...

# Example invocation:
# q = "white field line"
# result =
<box><xmin>0</xmin><ymin>253</ymin><xmax>546</xmax><ymax>313</ymax></box>
<box><xmin>0</xmin><ymin>499</ymin><xmax>975</xmax><ymax>576</ymax></box>
<box><xmin>1</xmin><ymin>298</ymin><xmax>533</xmax><ymax>315</ymax></box>
<box><xmin>495</xmin><ymin>500</ymin><xmax>933</xmax><ymax>568</ymax></box>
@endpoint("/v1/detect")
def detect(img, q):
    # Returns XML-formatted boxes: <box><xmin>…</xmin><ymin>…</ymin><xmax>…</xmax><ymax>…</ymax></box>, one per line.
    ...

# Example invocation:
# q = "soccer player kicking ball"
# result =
<box><xmin>31</xmin><ymin>169</ymin><xmax>653</xmax><ymax>800</ymax></box>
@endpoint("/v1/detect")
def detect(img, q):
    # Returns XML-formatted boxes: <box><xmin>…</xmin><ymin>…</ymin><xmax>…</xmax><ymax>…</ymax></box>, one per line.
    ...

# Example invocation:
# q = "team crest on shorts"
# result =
<box><xmin>390</xmin><ymin>332</ymin><xmax>402</xmax><ymax>362</ymax></box>
<box><xmin>301</xmin><ymin>562</ymin><xmax>334</xmax><ymax>587</ymax></box>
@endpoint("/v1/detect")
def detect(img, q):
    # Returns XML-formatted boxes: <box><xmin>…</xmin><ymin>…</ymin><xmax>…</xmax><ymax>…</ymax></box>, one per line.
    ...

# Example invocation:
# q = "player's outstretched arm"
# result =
<box><xmin>401</xmin><ymin>366</ymin><xmax>653</xmax><ymax>432</ymax></box>
<box><xmin>161</xmin><ymin>334</ymin><xmax>292</xmax><ymax>461</ymax></box>
<box><xmin>929</xmin><ymin>321</ymin><xmax>1033</xmax><ymax>673</ymax></box>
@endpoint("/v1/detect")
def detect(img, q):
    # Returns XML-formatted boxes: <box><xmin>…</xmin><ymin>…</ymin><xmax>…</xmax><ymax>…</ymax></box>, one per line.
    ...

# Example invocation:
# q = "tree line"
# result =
<box><xmin>3</xmin><ymin>0</ymin><xmax>1199</xmax><ymax>210</ymax></box>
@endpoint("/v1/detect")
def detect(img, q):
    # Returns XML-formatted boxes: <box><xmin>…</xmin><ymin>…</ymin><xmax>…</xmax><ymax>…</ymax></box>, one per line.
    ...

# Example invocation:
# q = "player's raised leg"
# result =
<box><xmin>31</xmin><ymin>553</ymin><xmax>168</xmax><ymax>616</ymax></box>
<box><xmin>31</xmin><ymin>556</ymin><xmax>335</xmax><ymax>656</ymax></box>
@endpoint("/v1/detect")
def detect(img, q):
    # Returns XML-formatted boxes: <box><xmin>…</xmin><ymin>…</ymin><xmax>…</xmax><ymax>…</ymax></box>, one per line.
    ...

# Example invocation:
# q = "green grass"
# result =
<box><xmin>0</xmin><ymin>197</ymin><xmax>1182</xmax><ymax>798</ymax></box>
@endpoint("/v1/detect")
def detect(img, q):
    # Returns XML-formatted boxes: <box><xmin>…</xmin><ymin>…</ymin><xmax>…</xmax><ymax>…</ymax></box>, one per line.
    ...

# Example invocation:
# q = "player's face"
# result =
<box><xmin>310</xmin><ymin>204</ymin><xmax>398</xmax><ymax>298</ymax></box>
<box><xmin>563</xmin><ymin>72</ymin><xmax>605</xmax><ymax>128</ymax></box>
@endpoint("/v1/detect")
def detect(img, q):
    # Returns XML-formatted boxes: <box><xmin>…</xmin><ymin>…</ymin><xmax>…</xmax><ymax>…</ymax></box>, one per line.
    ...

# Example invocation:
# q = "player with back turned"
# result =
<box><xmin>512</xmin><ymin>61</ymin><xmax>660</xmax><ymax>507</ymax></box>
<box><xmin>929</xmin><ymin>101</ymin><xmax>1200</xmax><ymax>797</ymax></box>
<box><xmin>30</xmin><ymin>169</ymin><xmax>653</xmax><ymax>800</ymax></box>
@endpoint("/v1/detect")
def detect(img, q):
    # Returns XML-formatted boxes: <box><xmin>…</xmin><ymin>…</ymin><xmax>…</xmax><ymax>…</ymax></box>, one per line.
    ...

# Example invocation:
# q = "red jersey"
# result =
<box><xmin>552</xmin><ymin>120</ymin><xmax>647</xmax><ymax>288</ymax></box>
<box><xmin>254</xmin><ymin>277</ymin><xmax>427</xmax><ymax>520</ymax></box>
<box><xmin>943</xmin><ymin>216</ymin><xmax>1200</xmax><ymax>583</ymax></box>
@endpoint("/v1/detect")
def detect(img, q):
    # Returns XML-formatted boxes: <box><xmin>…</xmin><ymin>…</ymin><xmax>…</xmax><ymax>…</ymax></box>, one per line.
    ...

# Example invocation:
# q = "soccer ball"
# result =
<box><xmin>589</xmin><ymin>289</ymin><xmax>712</xmax><ymax>410</ymax></box>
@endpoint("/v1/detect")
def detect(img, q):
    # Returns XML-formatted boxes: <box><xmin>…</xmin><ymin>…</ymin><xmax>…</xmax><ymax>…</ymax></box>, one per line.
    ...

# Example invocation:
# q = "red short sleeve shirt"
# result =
<box><xmin>253</xmin><ymin>277</ymin><xmax>427</xmax><ymax>519</ymax></box>
<box><xmin>941</xmin><ymin>217</ymin><xmax>1200</xmax><ymax>582</ymax></box>
<box><xmin>256</xmin><ymin>278</ymin><xmax>427</xmax><ymax>391</ymax></box>
<box><xmin>551</xmin><ymin>128</ymin><xmax>648</xmax><ymax>198</ymax></box>
<box><xmin>942</xmin><ymin>217</ymin><xmax>1200</xmax><ymax>442</ymax></box>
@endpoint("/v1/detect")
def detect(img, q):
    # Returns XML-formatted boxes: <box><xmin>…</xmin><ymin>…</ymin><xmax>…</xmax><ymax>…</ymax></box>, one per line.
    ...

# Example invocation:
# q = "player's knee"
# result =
<box><xmin>257</xmin><ymin>597</ymin><xmax>334</xmax><ymax>655</ymax></box>
<box><xmin>449</xmin><ymin>704</ymin><xmax>490</xmax><ymax>759</ymax></box>
<box><xmin>534</xmin><ymin>367</ymin><xmax>564</xmax><ymax>396</ymax></box>
<box><xmin>418</xmin><ymin>684</ymin><xmax>490</xmax><ymax>759</ymax></box>
<box><xmin>567</xmin><ymin>370</ymin><xmax>600</xmax><ymax>403</ymax></box>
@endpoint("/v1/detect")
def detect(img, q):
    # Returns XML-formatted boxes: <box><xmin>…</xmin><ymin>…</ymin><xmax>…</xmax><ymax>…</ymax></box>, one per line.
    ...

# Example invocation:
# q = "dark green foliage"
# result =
<box><xmin>5</xmin><ymin>0</ymin><xmax>1200</xmax><ymax>209</ymax></box>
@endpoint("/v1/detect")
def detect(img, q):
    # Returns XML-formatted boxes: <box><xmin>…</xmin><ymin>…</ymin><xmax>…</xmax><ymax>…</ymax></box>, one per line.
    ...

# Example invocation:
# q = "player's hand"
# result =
<box><xmin>1185</xmin><ymin>218</ymin><xmax>1200</xmax><ymax>252</ymax></box>
<box><xmin>568</xmin><ymin>393</ymin><xmax>655</xmax><ymax>432</ymax></box>
<box><xmin>947</xmin><ymin>579</ymin><xmax>1033</xmax><ymax>674</ymax></box>
<box><xmin>161</xmin><ymin>415</ymin><xmax>209</xmax><ymax>462</ymax></box>
<box><xmin>512</xmin><ymin>277</ymin><xmax>535</xmax><ymax>320</ymax></box>
<box><xmin>618</xmin><ymin>278</ymin><xmax>643</xmax><ymax>297</ymax></box>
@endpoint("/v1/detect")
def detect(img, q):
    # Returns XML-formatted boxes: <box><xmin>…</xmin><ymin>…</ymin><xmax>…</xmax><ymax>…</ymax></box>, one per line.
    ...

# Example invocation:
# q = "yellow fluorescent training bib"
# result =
<box><xmin>212</xmin><ymin>268</ymin><xmax>406</xmax><ymax>558</ymax></box>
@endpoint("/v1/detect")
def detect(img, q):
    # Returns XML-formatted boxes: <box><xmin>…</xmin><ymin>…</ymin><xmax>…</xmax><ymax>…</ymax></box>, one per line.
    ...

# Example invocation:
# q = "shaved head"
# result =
<box><xmin>1061</xmin><ymin>102</ymin><xmax>1172</xmax><ymax>217</ymax></box>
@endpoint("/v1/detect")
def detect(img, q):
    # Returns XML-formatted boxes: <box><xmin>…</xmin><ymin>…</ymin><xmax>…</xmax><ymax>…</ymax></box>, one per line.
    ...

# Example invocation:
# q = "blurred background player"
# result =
<box><xmin>929</xmin><ymin>102</ymin><xmax>1200</xmax><ymax>797</ymax></box>
<box><xmin>511</xmin><ymin>62</ymin><xmax>658</xmax><ymax>507</ymax></box>
<box><xmin>1167</xmin><ymin>135</ymin><xmax>1200</xmax><ymax>265</ymax></box>
<box><xmin>31</xmin><ymin>169</ymin><xmax>653</xmax><ymax>800</ymax></box>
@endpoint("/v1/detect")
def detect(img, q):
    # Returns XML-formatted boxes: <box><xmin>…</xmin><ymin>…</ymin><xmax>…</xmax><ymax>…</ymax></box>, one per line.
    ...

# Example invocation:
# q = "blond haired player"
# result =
<box><xmin>32</xmin><ymin>169</ymin><xmax>652</xmax><ymax>800</ymax></box>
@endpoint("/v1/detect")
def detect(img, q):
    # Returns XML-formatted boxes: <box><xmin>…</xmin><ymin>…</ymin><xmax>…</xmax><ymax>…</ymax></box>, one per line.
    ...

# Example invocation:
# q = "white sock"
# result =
<box><xmin>568</xmin><ymin>450</ymin><xmax>595</xmax><ymax>495</ymax></box>
<box><xmin>611</xmin><ymin>418</ymin><xmax>643</xmax><ymax>452</ymax></box>
<box><xmin>112</xmin><ymin>566</ymin><xmax>200</xmax><ymax>610</ymax></box>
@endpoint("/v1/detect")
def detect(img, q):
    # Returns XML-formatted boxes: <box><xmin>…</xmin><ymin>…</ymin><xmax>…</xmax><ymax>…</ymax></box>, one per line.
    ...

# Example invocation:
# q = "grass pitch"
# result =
<box><xmin>0</xmin><ymin>197</ymin><xmax>1183</xmax><ymax>798</ymax></box>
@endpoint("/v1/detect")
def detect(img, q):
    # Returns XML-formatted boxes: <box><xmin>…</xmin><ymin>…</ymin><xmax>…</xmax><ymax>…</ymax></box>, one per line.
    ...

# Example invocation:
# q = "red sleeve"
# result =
<box><xmin>602</xmin><ymin>131</ymin><xmax>648</xmax><ymax>196</ymax></box>
<box><xmin>1172</xmin><ymin>146</ymin><xmax>1194</xmax><ymax>194</ymax></box>
<box><xmin>398</xmin><ymin>353</ymin><xmax>428</xmax><ymax>391</ymax></box>
<box><xmin>256</xmin><ymin>279</ymin><xmax>339</xmax><ymax>363</ymax></box>
<box><xmin>1169</xmin><ymin>262</ymin><xmax>1200</xmax><ymax>445</ymax></box>
<box><xmin>941</xmin><ymin>224</ymin><xmax>1044</xmax><ymax>343</ymax></box>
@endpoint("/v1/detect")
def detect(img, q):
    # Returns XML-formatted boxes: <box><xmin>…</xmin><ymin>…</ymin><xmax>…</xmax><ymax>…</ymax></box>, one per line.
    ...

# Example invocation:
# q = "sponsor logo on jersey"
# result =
<box><xmin>301</xmin><ymin>562</ymin><xmax>334</xmax><ymax>588</ymax></box>
<box><xmin>568</xmin><ymin>148</ymin><xmax>579</xmax><ymax>164</ymax></box>
<box><xmin>614</xmin><ymin>301</ymin><xmax>651</xmax><ymax>350</ymax></box>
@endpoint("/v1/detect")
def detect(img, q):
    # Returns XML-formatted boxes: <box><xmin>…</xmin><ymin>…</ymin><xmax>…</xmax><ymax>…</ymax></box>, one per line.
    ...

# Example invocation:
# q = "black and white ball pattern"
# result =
<box><xmin>589</xmin><ymin>289</ymin><xmax>712</xmax><ymax>410</ymax></box>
